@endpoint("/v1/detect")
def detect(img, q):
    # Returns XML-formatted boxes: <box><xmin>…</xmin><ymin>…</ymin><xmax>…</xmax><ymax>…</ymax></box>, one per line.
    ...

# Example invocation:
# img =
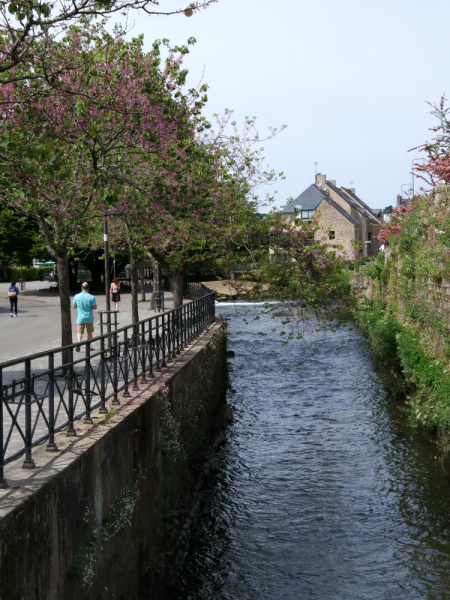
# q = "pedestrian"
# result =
<box><xmin>110</xmin><ymin>278</ymin><xmax>121</xmax><ymax>311</ymax></box>
<box><xmin>7</xmin><ymin>280</ymin><xmax>19</xmax><ymax>317</ymax></box>
<box><xmin>72</xmin><ymin>282</ymin><xmax>97</xmax><ymax>351</ymax></box>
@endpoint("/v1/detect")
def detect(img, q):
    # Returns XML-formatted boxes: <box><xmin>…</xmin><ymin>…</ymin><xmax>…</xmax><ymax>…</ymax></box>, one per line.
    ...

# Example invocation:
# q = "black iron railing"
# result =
<box><xmin>0</xmin><ymin>290</ymin><xmax>215</xmax><ymax>486</ymax></box>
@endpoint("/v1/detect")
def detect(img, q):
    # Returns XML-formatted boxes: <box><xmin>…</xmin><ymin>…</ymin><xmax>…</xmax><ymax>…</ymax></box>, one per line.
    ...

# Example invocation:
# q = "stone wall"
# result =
<box><xmin>0</xmin><ymin>319</ymin><xmax>227</xmax><ymax>600</ymax></box>
<box><xmin>315</xmin><ymin>200</ymin><xmax>357</xmax><ymax>257</ymax></box>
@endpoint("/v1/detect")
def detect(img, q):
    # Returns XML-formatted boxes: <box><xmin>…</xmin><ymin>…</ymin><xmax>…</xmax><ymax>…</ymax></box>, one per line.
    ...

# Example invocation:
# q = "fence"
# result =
<box><xmin>0</xmin><ymin>288</ymin><xmax>215</xmax><ymax>486</ymax></box>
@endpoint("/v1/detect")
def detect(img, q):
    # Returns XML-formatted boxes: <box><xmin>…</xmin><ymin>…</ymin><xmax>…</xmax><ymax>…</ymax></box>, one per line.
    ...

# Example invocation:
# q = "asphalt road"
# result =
<box><xmin>0</xmin><ymin>282</ymin><xmax>171</xmax><ymax>363</ymax></box>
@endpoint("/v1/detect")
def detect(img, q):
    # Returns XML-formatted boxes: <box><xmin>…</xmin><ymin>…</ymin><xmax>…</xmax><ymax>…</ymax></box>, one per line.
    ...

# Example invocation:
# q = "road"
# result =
<box><xmin>0</xmin><ymin>281</ymin><xmax>175</xmax><ymax>363</ymax></box>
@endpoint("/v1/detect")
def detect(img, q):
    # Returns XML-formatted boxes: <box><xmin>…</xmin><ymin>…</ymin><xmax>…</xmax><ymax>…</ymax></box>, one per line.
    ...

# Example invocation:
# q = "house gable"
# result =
<box><xmin>315</xmin><ymin>198</ymin><xmax>358</xmax><ymax>257</ymax></box>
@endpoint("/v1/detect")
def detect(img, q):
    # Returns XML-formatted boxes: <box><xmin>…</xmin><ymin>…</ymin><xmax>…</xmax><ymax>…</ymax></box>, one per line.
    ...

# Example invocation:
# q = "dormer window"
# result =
<box><xmin>301</xmin><ymin>209</ymin><xmax>315</xmax><ymax>220</ymax></box>
<box><xmin>294</xmin><ymin>205</ymin><xmax>316</xmax><ymax>221</ymax></box>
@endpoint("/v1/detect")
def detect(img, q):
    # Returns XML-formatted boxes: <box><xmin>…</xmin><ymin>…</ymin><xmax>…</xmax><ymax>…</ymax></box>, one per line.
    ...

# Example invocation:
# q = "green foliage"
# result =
<box><xmin>355</xmin><ymin>304</ymin><xmax>401</xmax><ymax>368</ymax></box>
<box><xmin>0</xmin><ymin>205</ymin><xmax>44</xmax><ymax>266</ymax></box>
<box><xmin>6</xmin><ymin>265</ymin><xmax>53</xmax><ymax>281</ymax></box>
<box><xmin>347</xmin><ymin>255</ymin><xmax>372</xmax><ymax>271</ymax></box>
<box><xmin>356</xmin><ymin>304</ymin><xmax>450</xmax><ymax>430</ymax></box>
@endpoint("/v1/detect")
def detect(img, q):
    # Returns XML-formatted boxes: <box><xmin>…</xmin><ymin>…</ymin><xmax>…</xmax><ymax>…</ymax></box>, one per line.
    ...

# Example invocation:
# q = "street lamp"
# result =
<box><xmin>103</xmin><ymin>212</ymin><xmax>111</xmax><ymax>334</ymax></box>
<box><xmin>401</xmin><ymin>183</ymin><xmax>412</xmax><ymax>199</ymax></box>
<box><xmin>411</xmin><ymin>157</ymin><xmax>425</xmax><ymax>198</ymax></box>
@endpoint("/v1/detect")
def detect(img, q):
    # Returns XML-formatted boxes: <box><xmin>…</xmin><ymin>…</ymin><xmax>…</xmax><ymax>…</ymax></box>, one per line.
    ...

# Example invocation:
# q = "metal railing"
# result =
<box><xmin>0</xmin><ymin>289</ymin><xmax>215</xmax><ymax>486</ymax></box>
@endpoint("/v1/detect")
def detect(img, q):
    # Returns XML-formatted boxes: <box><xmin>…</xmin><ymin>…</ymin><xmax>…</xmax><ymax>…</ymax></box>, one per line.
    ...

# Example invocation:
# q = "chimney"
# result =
<box><xmin>328</xmin><ymin>179</ymin><xmax>336</xmax><ymax>186</ymax></box>
<box><xmin>315</xmin><ymin>173</ymin><xmax>326</xmax><ymax>187</ymax></box>
<box><xmin>349</xmin><ymin>187</ymin><xmax>355</xmax><ymax>194</ymax></box>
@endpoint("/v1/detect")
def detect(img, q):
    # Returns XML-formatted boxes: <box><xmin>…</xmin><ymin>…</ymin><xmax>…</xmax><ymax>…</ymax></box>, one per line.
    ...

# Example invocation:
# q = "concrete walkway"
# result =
<box><xmin>0</xmin><ymin>281</ymin><xmax>177</xmax><ymax>363</ymax></box>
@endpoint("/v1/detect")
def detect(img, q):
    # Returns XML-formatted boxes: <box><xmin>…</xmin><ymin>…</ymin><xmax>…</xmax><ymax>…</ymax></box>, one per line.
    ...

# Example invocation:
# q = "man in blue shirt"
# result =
<box><xmin>72</xmin><ymin>282</ymin><xmax>97</xmax><ymax>350</ymax></box>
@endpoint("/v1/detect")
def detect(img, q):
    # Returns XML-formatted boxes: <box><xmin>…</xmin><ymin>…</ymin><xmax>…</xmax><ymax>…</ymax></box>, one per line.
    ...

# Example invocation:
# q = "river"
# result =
<box><xmin>168</xmin><ymin>303</ymin><xmax>450</xmax><ymax>600</ymax></box>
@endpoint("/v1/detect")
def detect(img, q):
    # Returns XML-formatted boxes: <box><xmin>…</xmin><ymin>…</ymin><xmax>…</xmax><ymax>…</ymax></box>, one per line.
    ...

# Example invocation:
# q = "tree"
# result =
<box><xmin>0</xmin><ymin>25</ymin><xmax>196</xmax><ymax>346</ymax></box>
<box><xmin>137</xmin><ymin>112</ymin><xmax>287</xmax><ymax>308</ymax></box>
<box><xmin>412</xmin><ymin>95</ymin><xmax>450</xmax><ymax>186</ymax></box>
<box><xmin>0</xmin><ymin>0</ymin><xmax>216</xmax><ymax>83</ymax></box>
<box><xmin>0</xmin><ymin>204</ymin><xmax>43</xmax><ymax>266</ymax></box>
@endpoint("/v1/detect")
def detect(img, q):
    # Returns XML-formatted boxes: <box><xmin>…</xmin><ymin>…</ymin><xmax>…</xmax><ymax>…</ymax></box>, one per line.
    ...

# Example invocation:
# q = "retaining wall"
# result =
<box><xmin>0</xmin><ymin>318</ymin><xmax>227</xmax><ymax>600</ymax></box>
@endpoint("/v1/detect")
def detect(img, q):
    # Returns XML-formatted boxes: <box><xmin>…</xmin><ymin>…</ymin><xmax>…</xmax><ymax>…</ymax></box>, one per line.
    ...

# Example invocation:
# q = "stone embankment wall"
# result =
<box><xmin>0</xmin><ymin>319</ymin><xmax>227</xmax><ymax>600</ymax></box>
<box><xmin>352</xmin><ymin>186</ymin><xmax>450</xmax><ymax>436</ymax></box>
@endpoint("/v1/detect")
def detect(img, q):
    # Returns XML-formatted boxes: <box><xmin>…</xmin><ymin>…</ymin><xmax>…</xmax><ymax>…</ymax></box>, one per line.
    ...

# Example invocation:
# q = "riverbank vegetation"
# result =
<box><xmin>354</xmin><ymin>99</ymin><xmax>450</xmax><ymax>439</ymax></box>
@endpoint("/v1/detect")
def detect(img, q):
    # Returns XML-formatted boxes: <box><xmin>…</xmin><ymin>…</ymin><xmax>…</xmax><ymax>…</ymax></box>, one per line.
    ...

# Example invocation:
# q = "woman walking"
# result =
<box><xmin>110</xmin><ymin>278</ymin><xmax>121</xmax><ymax>311</ymax></box>
<box><xmin>8</xmin><ymin>281</ymin><xmax>19</xmax><ymax>317</ymax></box>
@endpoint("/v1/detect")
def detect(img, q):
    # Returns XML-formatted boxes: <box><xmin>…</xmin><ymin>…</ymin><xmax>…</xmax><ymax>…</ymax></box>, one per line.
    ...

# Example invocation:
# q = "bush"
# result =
<box><xmin>6</xmin><ymin>266</ymin><xmax>53</xmax><ymax>281</ymax></box>
<box><xmin>356</xmin><ymin>304</ymin><xmax>450</xmax><ymax>430</ymax></box>
<box><xmin>355</xmin><ymin>305</ymin><xmax>401</xmax><ymax>368</ymax></box>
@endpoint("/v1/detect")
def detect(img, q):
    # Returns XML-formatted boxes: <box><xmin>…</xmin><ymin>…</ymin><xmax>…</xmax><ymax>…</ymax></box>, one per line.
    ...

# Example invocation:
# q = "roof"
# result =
<box><xmin>326</xmin><ymin>180</ymin><xmax>360</xmax><ymax>210</ymax></box>
<box><xmin>281</xmin><ymin>184</ymin><xmax>326</xmax><ymax>213</ymax></box>
<box><xmin>341</xmin><ymin>187</ymin><xmax>381</xmax><ymax>222</ymax></box>
<box><xmin>321</xmin><ymin>197</ymin><xmax>360</xmax><ymax>227</ymax></box>
<box><xmin>293</xmin><ymin>203</ymin><xmax>318</xmax><ymax>211</ymax></box>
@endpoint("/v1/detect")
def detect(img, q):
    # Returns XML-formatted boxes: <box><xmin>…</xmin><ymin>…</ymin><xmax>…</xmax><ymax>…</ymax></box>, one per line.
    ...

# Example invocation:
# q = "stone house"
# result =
<box><xmin>281</xmin><ymin>174</ymin><xmax>382</xmax><ymax>258</ymax></box>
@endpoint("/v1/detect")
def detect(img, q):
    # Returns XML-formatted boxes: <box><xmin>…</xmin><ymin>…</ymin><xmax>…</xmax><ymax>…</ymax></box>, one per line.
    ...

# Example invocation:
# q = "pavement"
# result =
<box><xmin>0</xmin><ymin>281</ymin><xmax>177</xmax><ymax>363</ymax></box>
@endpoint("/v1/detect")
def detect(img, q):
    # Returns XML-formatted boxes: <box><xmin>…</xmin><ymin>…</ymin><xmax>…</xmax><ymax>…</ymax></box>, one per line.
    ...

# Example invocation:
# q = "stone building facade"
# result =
<box><xmin>282</xmin><ymin>174</ymin><xmax>382</xmax><ymax>258</ymax></box>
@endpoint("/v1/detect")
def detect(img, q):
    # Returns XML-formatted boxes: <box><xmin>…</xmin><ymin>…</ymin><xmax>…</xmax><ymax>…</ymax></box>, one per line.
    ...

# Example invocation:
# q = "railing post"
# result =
<box><xmin>182</xmin><ymin>304</ymin><xmax>187</xmax><ymax>347</ymax></box>
<box><xmin>66</xmin><ymin>348</ymin><xmax>76</xmax><ymax>437</ymax></box>
<box><xmin>176</xmin><ymin>307</ymin><xmax>181</xmax><ymax>353</ymax></box>
<box><xmin>112</xmin><ymin>331</ymin><xmax>120</xmax><ymax>406</ymax></box>
<box><xmin>171</xmin><ymin>311</ymin><xmax>177</xmax><ymax>358</ymax></box>
<box><xmin>22</xmin><ymin>358</ymin><xmax>36</xmax><ymax>467</ymax></box>
<box><xmin>46</xmin><ymin>352</ymin><xmax>58</xmax><ymax>451</ymax></box>
<box><xmin>166</xmin><ymin>311</ymin><xmax>172</xmax><ymax>361</ymax></box>
<box><xmin>99</xmin><ymin>335</ymin><xmax>108</xmax><ymax>413</ymax></box>
<box><xmin>148</xmin><ymin>318</ymin><xmax>154</xmax><ymax>377</ymax></box>
<box><xmin>140</xmin><ymin>322</ymin><xmax>148</xmax><ymax>384</ymax></box>
<box><xmin>84</xmin><ymin>343</ymin><xmax>93</xmax><ymax>424</ymax></box>
<box><xmin>155</xmin><ymin>316</ymin><xmax>161</xmax><ymax>371</ymax></box>
<box><xmin>0</xmin><ymin>368</ymin><xmax>8</xmax><ymax>487</ymax></box>
<box><xmin>123</xmin><ymin>329</ymin><xmax>131</xmax><ymax>398</ymax></box>
<box><xmin>132</xmin><ymin>324</ymin><xmax>139</xmax><ymax>391</ymax></box>
<box><xmin>188</xmin><ymin>302</ymin><xmax>193</xmax><ymax>343</ymax></box>
<box><xmin>161</xmin><ymin>313</ymin><xmax>167</xmax><ymax>368</ymax></box>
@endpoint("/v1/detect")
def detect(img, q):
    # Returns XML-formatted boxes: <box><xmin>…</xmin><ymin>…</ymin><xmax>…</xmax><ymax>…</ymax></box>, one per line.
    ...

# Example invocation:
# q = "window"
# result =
<box><xmin>301</xmin><ymin>209</ymin><xmax>315</xmax><ymax>220</ymax></box>
<box><xmin>329</xmin><ymin>231</ymin><xmax>335</xmax><ymax>240</ymax></box>
<box><xmin>368</xmin><ymin>232</ymin><xmax>372</xmax><ymax>241</ymax></box>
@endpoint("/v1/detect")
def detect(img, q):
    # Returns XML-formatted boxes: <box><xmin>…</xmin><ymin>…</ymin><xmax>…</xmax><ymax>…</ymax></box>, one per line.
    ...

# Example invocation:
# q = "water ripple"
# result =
<box><xmin>167</xmin><ymin>307</ymin><xmax>450</xmax><ymax>600</ymax></box>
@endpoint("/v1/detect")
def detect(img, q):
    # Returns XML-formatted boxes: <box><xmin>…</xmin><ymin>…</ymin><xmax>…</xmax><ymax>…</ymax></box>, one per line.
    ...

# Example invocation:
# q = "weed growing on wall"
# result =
<box><xmin>68</xmin><ymin>481</ymin><xmax>141</xmax><ymax>587</ymax></box>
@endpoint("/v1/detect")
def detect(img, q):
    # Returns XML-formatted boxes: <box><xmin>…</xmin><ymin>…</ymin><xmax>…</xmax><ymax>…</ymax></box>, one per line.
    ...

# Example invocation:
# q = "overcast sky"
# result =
<box><xmin>116</xmin><ymin>0</ymin><xmax>450</xmax><ymax>210</ymax></box>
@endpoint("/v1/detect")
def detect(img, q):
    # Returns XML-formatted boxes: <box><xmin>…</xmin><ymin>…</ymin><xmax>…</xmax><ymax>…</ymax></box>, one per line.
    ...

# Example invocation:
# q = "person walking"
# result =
<box><xmin>72</xmin><ymin>282</ymin><xmax>97</xmax><ymax>351</ymax></box>
<box><xmin>110</xmin><ymin>278</ymin><xmax>121</xmax><ymax>311</ymax></box>
<box><xmin>7</xmin><ymin>281</ymin><xmax>19</xmax><ymax>317</ymax></box>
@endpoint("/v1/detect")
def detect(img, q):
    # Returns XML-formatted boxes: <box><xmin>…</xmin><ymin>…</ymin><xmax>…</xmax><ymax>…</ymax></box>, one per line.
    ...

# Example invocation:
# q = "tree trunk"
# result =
<box><xmin>35</xmin><ymin>214</ymin><xmax>73</xmax><ymax>352</ymax></box>
<box><xmin>56</xmin><ymin>254</ymin><xmax>73</xmax><ymax>350</ymax></box>
<box><xmin>129</xmin><ymin>243</ymin><xmax>139</xmax><ymax>324</ymax></box>
<box><xmin>172</xmin><ymin>271</ymin><xmax>184</xmax><ymax>309</ymax></box>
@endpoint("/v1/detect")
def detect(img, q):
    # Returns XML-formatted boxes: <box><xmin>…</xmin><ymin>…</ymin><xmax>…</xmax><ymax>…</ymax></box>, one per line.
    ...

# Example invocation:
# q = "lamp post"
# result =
<box><xmin>401</xmin><ymin>183</ymin><xmax>412</xmax><ymax>196</ymax></box>
<box><xmin>411</xmin><ymin>157</ymin><xmax>425</xmax><ymax>199</ymax></box>
<box><xmin>103</xmin><ymin>213</ymin><xmax>111</xmax><ymax>334</ymax></box>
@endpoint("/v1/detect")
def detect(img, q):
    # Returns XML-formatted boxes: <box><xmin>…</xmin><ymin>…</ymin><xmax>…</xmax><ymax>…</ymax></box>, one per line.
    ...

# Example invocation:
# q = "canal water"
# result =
<box><xmin>169</xmin><ymin>303</ymin><xmax>450</xmax><ymax>600</ymax></box>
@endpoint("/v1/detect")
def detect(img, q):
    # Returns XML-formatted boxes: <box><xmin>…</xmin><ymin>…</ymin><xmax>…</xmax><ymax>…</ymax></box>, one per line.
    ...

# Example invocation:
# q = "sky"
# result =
<box><xmin>113</xmin><ymin>0</ymin><xmax>450</xmax><ymax>210</ymax></box>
